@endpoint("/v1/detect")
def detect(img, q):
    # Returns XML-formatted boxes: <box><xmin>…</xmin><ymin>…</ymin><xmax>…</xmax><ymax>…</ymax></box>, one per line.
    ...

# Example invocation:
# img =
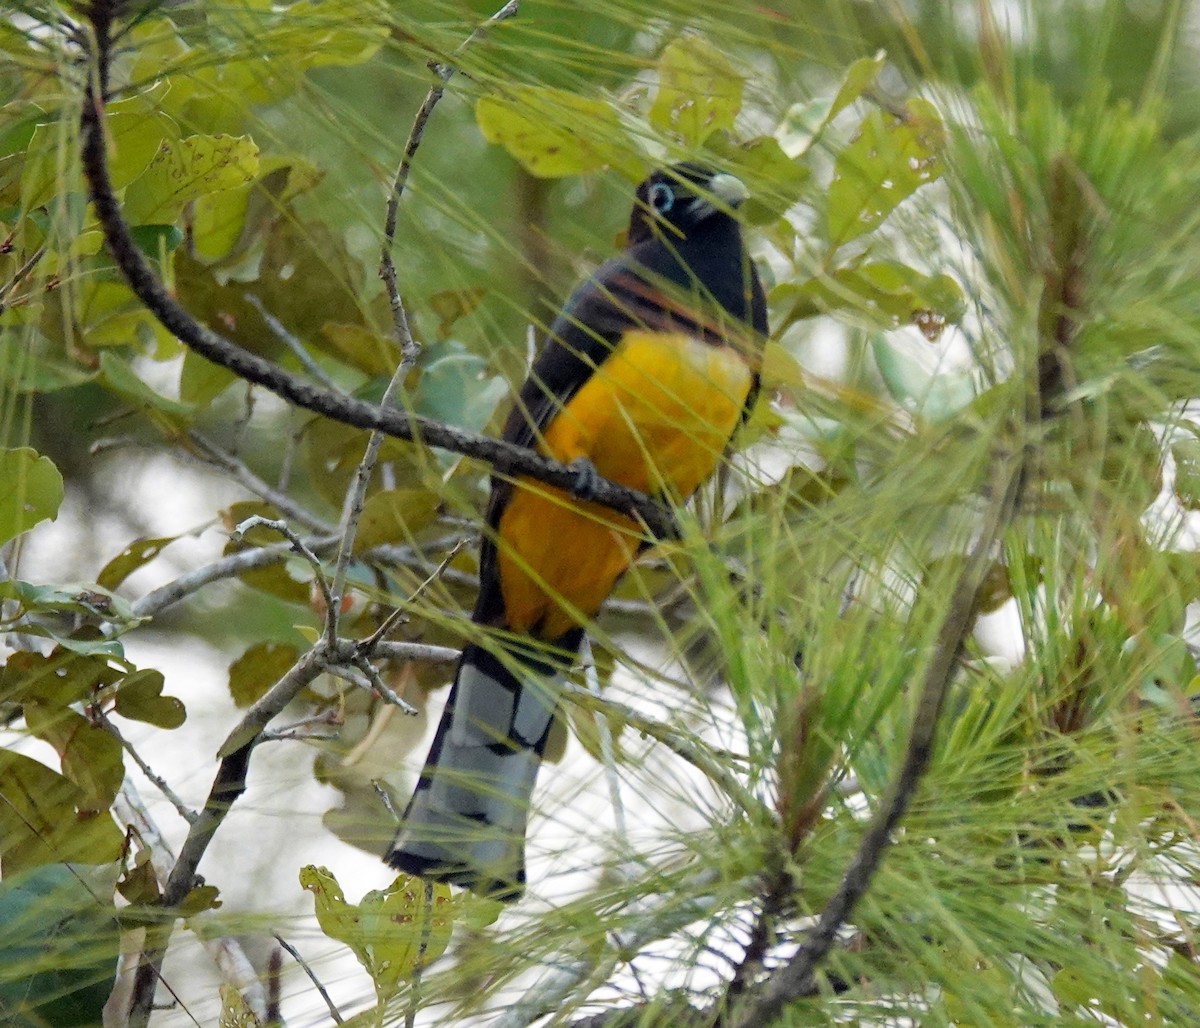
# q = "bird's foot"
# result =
<box><xmin>568</xmin><ymin>457</ymin><xmax>602</xmax><ymax>500</ymax></box>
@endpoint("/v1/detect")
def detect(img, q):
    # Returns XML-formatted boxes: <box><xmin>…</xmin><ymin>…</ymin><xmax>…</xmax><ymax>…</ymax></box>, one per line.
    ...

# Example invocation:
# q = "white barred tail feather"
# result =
<box><xmin>386</xmin><ymin>641</ymin><xmax>571</xmax><ymax>899</ymax></box>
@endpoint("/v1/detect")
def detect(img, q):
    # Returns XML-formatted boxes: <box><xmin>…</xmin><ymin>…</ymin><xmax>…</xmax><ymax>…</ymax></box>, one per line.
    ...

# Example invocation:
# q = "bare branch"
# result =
<box><xmin>98</xmin><ymin>709</ymin><xmax>198</xmax><ymax>824</ymax></box>
<box><xmin>126</xmin><ymin>644</ymin><xmax>329</xmax><ymax>1025</ymax></box>
<box><xmin>185</xmin><ymin>431</ymin><xmax>335</xmax><ymax>534</ymax></box>
<box><xmin>76</xmin><ymin>3</ymin><xmax>676</xmax><ymax>541</ymax></box>
<box><xmin>232</xmin><ymin>515</ymin><xmax>338</xmax><ymax>645</ymax></box>
<box><xmin>379</xmin><ymin>0</ymin><xmax>520</xmax><ymax>362</ymax></box>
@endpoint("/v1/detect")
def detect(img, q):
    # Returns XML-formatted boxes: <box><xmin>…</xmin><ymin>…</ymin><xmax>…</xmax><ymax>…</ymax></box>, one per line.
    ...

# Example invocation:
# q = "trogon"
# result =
<box><xmin>387</xmin><ymin>163</ymin><xmax>768</xmax><ymax>898</ymax></box>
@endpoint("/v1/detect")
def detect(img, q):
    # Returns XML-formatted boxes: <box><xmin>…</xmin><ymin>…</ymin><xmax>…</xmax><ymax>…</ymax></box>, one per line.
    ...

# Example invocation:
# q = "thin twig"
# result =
<box><xmin>726</xmin><ymin>445</ymin><xmax>1026</xmax><ymax>1027</ymax></box>
<box><xmin>245</xmin><ymin>292</ymin><xmax>342</xmax><ymax>391</ymax></box>
<box><xmin>360</xmin><ymin>539</ymin><xmax>467</xmax><ymax>654</ymax></box>
<box><xmin>350</xmin><ymin>652</ymin><xmax>418</xmax><ymax>715</ymax></box>
<box><xmin>337</xmin><ymin>0</ymin><xmax>517</xmax><ymax>621</ymax></box>
<box><xmin>273</xmin><ymin>933</ymin><xmax>345</xmax><ymax>1024</ymax></box>
<box><xmin>186</xmin><ymin>431</ymin><xmax>335</xmax><ymax>533</ymax></box>
<box><xmin>380</xmin><ymin>0</ymin><xmax>520</xmax><ymax>361</ymax></box>
<box><xmin>232</xmin><ymin>515</ymin><xmax>338</xmax><ymax>645</ymax></box>
<box><xmin>0</xmin><ymin>243</ymin><xmax>47</xmax><ymax>309</ymax></box>
<box><xmin>97</xmin><ymin>709</ymin><xmax>198</xmax><ymax>824</ymax></box>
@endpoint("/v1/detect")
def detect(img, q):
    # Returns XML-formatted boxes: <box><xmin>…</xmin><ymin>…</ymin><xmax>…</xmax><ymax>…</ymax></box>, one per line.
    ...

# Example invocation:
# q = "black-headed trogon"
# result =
<box><xmin>387</xmin><ymin>164</ymin><xmax>768</xmax><ymax>898</ymax></box>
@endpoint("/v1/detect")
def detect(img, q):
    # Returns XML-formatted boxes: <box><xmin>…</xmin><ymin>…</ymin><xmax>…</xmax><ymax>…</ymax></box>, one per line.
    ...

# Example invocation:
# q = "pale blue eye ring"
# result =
<box><xmin>648</xmin><ymin>182</ymin><xmax>675</xmax><ymax>213</ymax></box>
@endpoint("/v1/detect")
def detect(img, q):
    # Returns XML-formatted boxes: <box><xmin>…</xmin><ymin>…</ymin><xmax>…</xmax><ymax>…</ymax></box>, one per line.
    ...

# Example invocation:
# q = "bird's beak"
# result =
<box><xmin>707</xmin><ymin>173</ymin><xmax>749</xmax><ymax>209</ymax></box>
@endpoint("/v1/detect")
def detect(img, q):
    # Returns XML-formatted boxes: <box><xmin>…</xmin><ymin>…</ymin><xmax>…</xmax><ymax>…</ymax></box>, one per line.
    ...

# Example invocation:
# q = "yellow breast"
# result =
<box><xmin>495</xmin><ymin>329</ymin><xmax>754</xmax><ymax>639</ymax></box>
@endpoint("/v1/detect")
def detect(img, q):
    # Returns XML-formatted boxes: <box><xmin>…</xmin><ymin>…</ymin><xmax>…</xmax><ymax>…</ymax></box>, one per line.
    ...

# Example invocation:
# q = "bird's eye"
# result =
<box><xmin>648</xmin><ymin>182</ymin><xmax>675</xmax><ymax>213</ymax></box>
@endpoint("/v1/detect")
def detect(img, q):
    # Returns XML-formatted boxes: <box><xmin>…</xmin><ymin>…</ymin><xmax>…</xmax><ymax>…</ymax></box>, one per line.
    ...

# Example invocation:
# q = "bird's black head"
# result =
<box><xmin>627</xmin><ymin>163</ymin><xmax>749</xmax><ymax>246</ymax></box>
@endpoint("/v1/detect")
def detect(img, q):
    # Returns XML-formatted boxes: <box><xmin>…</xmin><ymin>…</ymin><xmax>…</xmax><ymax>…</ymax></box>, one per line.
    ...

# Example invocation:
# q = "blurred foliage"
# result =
<box><xmin>3</xmin><ymin>0</ymin><xmax>1200</xmax><ymax>1025</ymax></box>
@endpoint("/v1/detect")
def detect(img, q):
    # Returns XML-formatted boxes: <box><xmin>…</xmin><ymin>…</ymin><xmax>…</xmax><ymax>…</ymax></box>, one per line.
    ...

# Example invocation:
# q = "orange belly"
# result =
<box><xmin>496</xmin><ymin>329</ymin><xmax>753</xmax><ymax>639</ymax></box>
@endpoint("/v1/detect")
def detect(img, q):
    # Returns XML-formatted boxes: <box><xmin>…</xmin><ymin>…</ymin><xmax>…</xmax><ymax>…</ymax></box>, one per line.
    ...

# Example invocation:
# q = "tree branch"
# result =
<box><xmin>379</xmin><ymin>0</ymin><xmax>519</xmax><ymax>361</ymax></box>
<box><xmin>76</xmin><ymin>0</ymin><xmax>676</xmax><ymax>541</ymax></box>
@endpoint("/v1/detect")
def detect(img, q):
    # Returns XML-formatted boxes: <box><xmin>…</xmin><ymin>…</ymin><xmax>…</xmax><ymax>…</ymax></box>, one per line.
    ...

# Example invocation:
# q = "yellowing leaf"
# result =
<box><xmin>0</xmin><ymin>448</ymin><xmax>63</xmax><ymax>547</ymax></box>
<box><xmin>123</xmin><ymin>134</ymin><xmax>260</xmax><ymax>224</ymax></box>
<box><xmin>300</xmin><ymin>866</ymin><xmax>453</xmax><ymax>1001</ymax></box>
<box><xmin>649</xmin><ymin>36</ymin><xmax>743</xmax><ymax>146</ymax></box>
<box><xmin>219</xmin><ymin>984</ymin><xmax>263</xmax><ymax>1028</ymax></box>
<box><xmin>476</xmin><ymin>86</ymin><xmax>636</xmax><ymax>178</ymax></box>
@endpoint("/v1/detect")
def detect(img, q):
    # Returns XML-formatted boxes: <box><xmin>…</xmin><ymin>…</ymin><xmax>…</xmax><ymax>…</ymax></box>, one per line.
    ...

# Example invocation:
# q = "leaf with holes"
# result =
<box><xmin>123</xmin><ymin>134</ymin><xmax>260</xmax><ymax>225</ymax></box>
<box><xmin>96</xmin><ymin>536</ymin><xmax>180</xmax><ymax>591</ymax></box>
<box><xmin>649</xmin><ymin>36</ymin><xmax>743</xmax><ymax>146</ymax></box>
<box><xmin>827</xmin><ymin>98</ymin><xmax>944</xmax><ymax>246</ymax></box>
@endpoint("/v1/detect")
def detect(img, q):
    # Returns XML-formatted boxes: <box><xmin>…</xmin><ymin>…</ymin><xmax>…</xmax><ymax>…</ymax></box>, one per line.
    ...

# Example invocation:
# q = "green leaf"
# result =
<box><xmin>96</xmin><ymin>535</ymin><xmax>180</xmax><ymax>591</ymax></box>
<box><xmin>476</xmin><ymin>85</ymin><xmax>637</xmax><ymax>178</ymax></box>
<box><xmin>871</xmin><ymin>335</ymin><xmax>977</xmax><ymax>420</ymax></box>
<box><xmin>353</xmin><ymin>489</ymin><xmax>440</xmax><ymax>554</ymax></box>
<box><xmin>128</xmin><ymin>223</ymin><xmax>184</xmax><ymax>257</ymax></box>
<box><xmin>0</xmin><ymin>448</ymin><xmax>63</xmax><ymax>546</ymax></box>
<box><xmin>105</xmin><ymin>90</ymin><xmax>180</xmax><ymax>190</ymax></box>
<box><xmin>98</xmin><ymin>351</ymin><xmax>194</xmax><ymax>418</ymax></box>
<box><xmin>774</xmin><ymin>261</ymin><xmax>965</xmax><ymax>336</ymax></box>
<box><xmin>0</xmin><ymin>751</ymin><xmax>123</xmax><ymax>875</ymax></box>
<box><xmin>0</xmin><ymin>580</ymin><xmax>137</xmax><ymax>626</ymax></box>
<box><xmin>827</xmin><ymin>98</ymin><xmax>944</xmax><ymax>246</ymax></box>
<box><xmin>427</xmin><ymin>287</ymin><xmax>486</xmax><ymax>340</ymax></box>
<box><xmin>228</xmin><ymin>641</ymin><xmax>300</xmax><ymax>709</ymax></box>
<box><xmin>300</xmin><ymin>866</ymin><xmax>453</xmax><ymax>1000</ymax></box>
<box><xmin>775</xmin><ymin>51</ymin><xmax>887</xmax><ymax>159</ymax></box>
<box><xmin>320</xmin><ymin>322</ymin><xmax>400</xmax><ymax>376</ymax></box>
<box><xmin>180</xmin><ymin>349</ymin><xmax>238</xmax><ymax>406</ymax></box>
<box><xmin>0</xmin><ymin>863</ymin><xmax>121</xmax><ymax>1028</ymax></box>
<box><xmin>0</xmin><ymin>650</ymin><xmax>121</xmax><ymax>709</ymax></box>
<box><xmin>23</xmin><ymin>703</ymin><xmax>124</xmax><ymax>813</ymax></box>
<box><xmin>412</xmin><ymin>349</ymin><xmax>508</xmax><ymax>433</ymax></box>
<box><xmin>123</xmin><ymin>134</ymin><xmax>260</xmax><ymax>225</ymax></box>
<box><xmin>649</xmin><ymin>36</ymin><xmax>743</xmax><ymax>146</ymax></box>
<box><xmin>178</xmin><ymin>883</ymin><xmax>222</xmax><ymax>917</ymax></box>
<box><xmin>1172</xmin><ymin>438</ymin><xmax>1200</xmax><ymax>510</ymax></box>
<box><xmin>113</xmin><ymin>669</ymin><xmax>186</xmax><ymax>729</ymax></box>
